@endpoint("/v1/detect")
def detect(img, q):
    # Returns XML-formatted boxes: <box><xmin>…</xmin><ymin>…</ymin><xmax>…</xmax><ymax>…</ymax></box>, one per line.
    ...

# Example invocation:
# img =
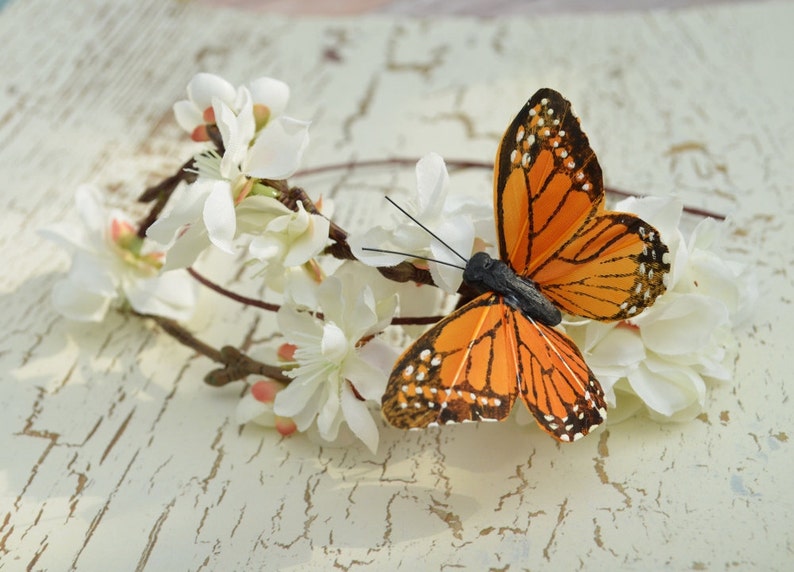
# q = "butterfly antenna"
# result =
<box><xmin>384</xmin><ymin>196</ymin><xmax>469</xmax><ymax>264</ymax></box>
<box><xmin>360</xmin><ymin>247</ymin><xmax>466</xmax><ymax>271</ymax></box>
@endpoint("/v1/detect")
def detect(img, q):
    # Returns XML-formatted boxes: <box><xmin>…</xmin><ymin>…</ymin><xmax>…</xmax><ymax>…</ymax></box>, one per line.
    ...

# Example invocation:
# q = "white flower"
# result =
<box><xmin>240</xmin><ymin>195</ymin><xmax>330</xmax><ymax>270</ymax></box>
<box><xmin>146</xmin><ymin>178</ymin><xmax>238</xmax><ymax>270</ymax></box>
<box><xmin>176</xmin><ymin>72</ymin><xmax>309</xmax><ymax>182</ymax></box>
<box><xmin>565</xmin><ymin>196</ymin><xmax>755</xmax><ymax>422</ymax></box>
<box><xmin>213</xmin><ymin>86</ymin><xmax>310</xmax><ymax>181</ymax></box>
<box><xmin>273</xmin><ymin>264</ymin><xmax>398</xmax><ymax>453</ymax></box>
<box><xmin>350</xmin><ymin>152</ymin><xmax>491</xmax><ymax>293</ymax></box>
<box><xmin>40</xmin><ymin>185</ymin><xmax>197</xmax><ymax>322</ymax></box>
<box><xmin>148</xmin><ymin>74</ymin><xmax>310</xmax><ymax>270</ymax></box>
<box><xmin>173</xmin><ymin>73</ymin><xmax>297</xmax><ymax>148</ymax></box>
<box><xmin>173</xmin><ymin>73</ymin><xmax>238</xmax><ymax>140</ymax></box>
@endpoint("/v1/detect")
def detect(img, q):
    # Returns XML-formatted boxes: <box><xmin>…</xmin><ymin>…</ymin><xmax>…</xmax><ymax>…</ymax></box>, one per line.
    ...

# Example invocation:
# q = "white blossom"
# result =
<box><xmin>40</xmin><ymin>186</ymin><xmax>196</xmax><ymax>322</ymax></box>
<box><xmin>565</xmin><ymin>196</ymin><xmax>754</xmax><ymax>422</ymax></box>
<box><xmin>350</xmin><ymin>152</ymin><xmax>491</xmax><ymax>293</ymax></box>
<box><xmin>273</xmin><ymin>264</ymin><xmax>398</xmax><ymax>453</ymax></box>
<box><xmin>148</xmin><ymin>73</ymin><xmax>310</xmax><ymax>270</ymax></box>
<box><xmin>240</xmin><ymin>195</ymin><xmax>330</xmax><ymax>272</ymax></box>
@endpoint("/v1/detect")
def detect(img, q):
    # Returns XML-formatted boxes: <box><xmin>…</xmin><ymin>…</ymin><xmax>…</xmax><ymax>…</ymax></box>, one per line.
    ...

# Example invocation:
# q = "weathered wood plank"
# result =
<box><xmin>1</xmin><ymin>0</ymin><xmax>792</xmax><ymax>570</ymax></box>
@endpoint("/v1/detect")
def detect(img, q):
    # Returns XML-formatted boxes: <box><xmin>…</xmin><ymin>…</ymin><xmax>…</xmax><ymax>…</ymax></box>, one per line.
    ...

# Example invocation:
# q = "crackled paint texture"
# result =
<box><xmin>1</xmin><ymin>0</ymin><xmax>792</xmax><ymax>570</ymax></box>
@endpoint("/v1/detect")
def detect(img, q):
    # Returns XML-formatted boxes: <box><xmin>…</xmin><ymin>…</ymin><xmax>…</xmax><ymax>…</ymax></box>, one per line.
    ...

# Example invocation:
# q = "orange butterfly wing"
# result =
<box><xmin>382</xmin><ymin>294</ymin><xmax>518</xmax><ymax>428</ymax></box>
<box><xmin>494</xmin><ymin>88</ymin><xmax>669</xmax><ymax>320</ymax></box>
<box><xmin>381</xmin><ymin>293</ymin><xmax>606</xmax><ymax>441</ymax></box>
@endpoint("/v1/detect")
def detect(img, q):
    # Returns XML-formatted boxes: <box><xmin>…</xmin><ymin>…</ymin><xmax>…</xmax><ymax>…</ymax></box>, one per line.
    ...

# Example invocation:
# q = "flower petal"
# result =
<box><xmin>615</xmin><ymin>196</ymin><xmax>682</xmax><ymax>244</ymax></box>
<box><xmin>585</xmin><ymin>324</ymin><xmax>645</xmax><ymax>370</ymax></box>
<box><xmin>321</xmin><ymin>322</ymin><xmax>349</xmax><ymax>364</ymax></box>
<box><xmin>248</xmin><ymin>234</ymin><xmax>283</xmax><ymax>262</ymax></box>
<box><xmin>276</xmin><ymin>382</ymin><xmax>323</xmax><ymax>430</ymax></box>
<box><xmin>146</xmin><ymin>181</ymin><xmax>213</xmax><ymax>246</ymax></box>
<box><xmin>414</xmin><ymin>152</ymin><xmax>449</xmax><ymax>216</ymax></box>
<box><xmin>244</xmin><ymin>116</ymin><xmax>310</xmax><ymax>180</ymax></box>
<box><xmin>281</xmin><ymin>213</ymin><xmax>329</xmax><ymax>267</ymax></box>
<box><xmin>123</xmin><ymin>270</ymin><xmax>197</xmax><ymax>321</ymax></box>
<box><xmin>236</xmin><ymin>391</ymin><xmax>276</xmax><ymax>426</ymax></box>
<box><xmin>428</xmin><ymin>218</ymin><xmax>473</xmax><ymax>293</ymax></box>
<box><xmin>342</xmin><ymin>342</ymin><xmax>394</xmax><ymax>401</ymax></box>
<box><xmin>348</xmin><ymin>226</ymin><xmax>409</xmax><ymax>267</ymax></box>
<box><xmin>316</xmin><ymin>275</ymin><xmax>345</xmax><ymax>326</ymax></box>
<box><xmin>282</xmin><ymin>267</ymin><xmax>321</xmax><ymax>310</ymax></box>
<box><xmin>627</xmin><ymin>359</ymin><xmax>705</xmax><ymax>418</ymax></box>
<box><xmin>63</xmin><ymin>250</ymin><xmax>118</xmax><ymax>295</ymax></box>
<box><xmin>216</xmin><ymin>91</ymin><xmax>255</xmax><ymax>177</ymax></box>
<box><xmin>341</xmin><ymin>386</ymin><xmax>380</xmax><ymax>454</ymax></box>
<box><xmin>51</xmin><ymin>278</ymin><xmax>112</xmax><ymax>322</ymax></box>
<box><xmin>638</xmin><ymin>293</ymin><xmax>728</xmax><ymax>356</ymax></box>
<box><xmin>173</xmin><ymin>100</ymin><xmax>204</xmax><ymax>134</ymax></box>
<box><xmin>235</xmin><ymin>195</ymin><xmax>290</xmax><ymax>233</ymax></box>
<box><xmin>185</xmin><ymin>73</ymin><xmax>236</xmax><ymax>112</ymax></box>
<box><xmin>161</xmin><ymin>223</ymin><xmax>211</xmax><ymax>271</ymax></box>
<box><xmin>247</xmin><ymin>77</ymin><xmax>290</xmax><ymax>117</ymax></box>
<box><xmin>315</xmin><ymin>384</ymin><xmax>341</xmax><ymax>440</ymax></box>
<box><xmin>74</xmin><ymin>185</ymin><xmax>108</xmax><ymax>237</ymax></box>
<box><xmin>203</xmin><ymin>182</ymin><xmax>237</xmax><ymax>253</ymax></box>
<box><xmin>277</xmin><ymin>304</ymin><xmax>322</xmax><ymax>344</ymax></box>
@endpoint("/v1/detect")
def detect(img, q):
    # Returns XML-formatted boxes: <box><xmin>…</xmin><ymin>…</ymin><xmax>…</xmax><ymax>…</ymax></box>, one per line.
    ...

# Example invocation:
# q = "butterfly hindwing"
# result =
<box><xmin>494</xmin><ymin>88</ymin><xmax>669</xmax><ymax>321</ymax></box>
<box><xmin>532</xmin><ymin>211</ymin><xmax>670</xmax><ymax>320</ymax></box>
<box><xmin>513</xmin><ymin>316</ymin><xmax>606</xmax><ymax>441</ymax></box>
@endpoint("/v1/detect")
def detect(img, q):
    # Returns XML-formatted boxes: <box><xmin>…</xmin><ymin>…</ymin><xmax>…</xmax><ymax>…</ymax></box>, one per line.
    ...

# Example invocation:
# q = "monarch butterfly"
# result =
<box><xmin>381</xmin><ymin>88</ymin><xmax>670</xmax><ymax>442</ymax></box>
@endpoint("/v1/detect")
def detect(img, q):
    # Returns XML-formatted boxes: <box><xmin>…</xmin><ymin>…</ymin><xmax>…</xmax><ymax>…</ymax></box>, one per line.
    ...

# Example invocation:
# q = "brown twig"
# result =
<box><xmin>204</xmin><ymin>346</ymin><xmax>291</xmax><ymax>386</ymax></box>
<box><xmin>187</xmin><ymin>267</ymin><xmax>448</xmax><ymax>325</ymax></box>
<box><xmin>295</xmin><ymin>157</ymin><xmax>727</xmax><ymax>221</ymax></box>
<box><xmin>141</xmin><ymin>312</ymin><xmax>290</xmax><ymax>386</ymax></box>
<box><xmin>294</xmin><ymin>157</ymin><xmax>493</xmax><ymax>178</ymax></box>
<box><xmin>139</xmin><ymin>155</ymin><xmax>728</xmax><ymax>383</ymax></box>
<box><xmin>188</xmin><ymin>267</ymin><xmax>280</xmax><ymax>312</ymax></box>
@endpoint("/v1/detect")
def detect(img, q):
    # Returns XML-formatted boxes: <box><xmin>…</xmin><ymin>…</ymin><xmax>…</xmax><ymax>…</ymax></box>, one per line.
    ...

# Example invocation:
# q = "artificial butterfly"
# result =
<box><xmin>381</xmin><ymin>88</ymin><xmax>670</xmax><ymax>442</ymax></box>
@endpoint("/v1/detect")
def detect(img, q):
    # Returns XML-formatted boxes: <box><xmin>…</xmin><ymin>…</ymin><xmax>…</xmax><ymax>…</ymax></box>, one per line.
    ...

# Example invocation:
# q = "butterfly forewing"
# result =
<box><xmin>382</xmin><ymin>293</ymin><xmax>607</xmax><ymax>441</ymax></box>
<box><xmin>495</xmin><ymin>88</ymin><xmax>604</xmax><ymax>278</ymax></box>
<box><xmin>382</xmin><ymin>294</ymin><xmax>519</xmax><ymax>428</ymax></box>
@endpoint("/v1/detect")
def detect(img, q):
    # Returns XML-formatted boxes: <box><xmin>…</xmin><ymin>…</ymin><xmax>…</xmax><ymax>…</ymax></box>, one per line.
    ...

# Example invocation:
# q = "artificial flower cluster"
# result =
<box><xmin>42</xmin><ymin>73</ymin><xmax>753</xmax><ymax>452</ymax></box>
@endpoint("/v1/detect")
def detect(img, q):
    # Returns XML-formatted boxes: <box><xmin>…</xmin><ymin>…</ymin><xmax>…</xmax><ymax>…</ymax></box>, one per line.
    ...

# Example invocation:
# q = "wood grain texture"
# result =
<box><xmin>1</xmin><ymin>0</ymin><xmax>792</xmax><ymax>570</ymax></box>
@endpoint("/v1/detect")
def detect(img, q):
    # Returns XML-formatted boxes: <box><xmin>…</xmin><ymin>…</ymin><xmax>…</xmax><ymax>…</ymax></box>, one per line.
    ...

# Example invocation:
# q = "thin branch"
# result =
<box><xmin>143</xmin><ymin>312</ymin><xmax>223</xmax><ymax>362</ymax></box>
<box><xmin>204</xmin><ymin>346</ymin><xmax>291</xmax><ymax>386</ymax></box>
<box><xmin>187</xmin><ymin>266</ymin><xmax>447</xmax><ymax>326</ymax></box>
<box><xmin>295</xmin><ymin>158</ymin><xmax>727</xmax><ymax>221</ymax></box>
<box><xmin>188</xmin><ymin>268</ymin><xmax>281</xmax><ymax>312</ymax></box>
<box><xmin>294</xmin><ymin>157</ymin><xmax>493</xmax><ymax>178</ymax></box>
<box><xmin>140</xmin><ymin>312</ymin><xmax>290</xmax><ymax>385</ymax></box>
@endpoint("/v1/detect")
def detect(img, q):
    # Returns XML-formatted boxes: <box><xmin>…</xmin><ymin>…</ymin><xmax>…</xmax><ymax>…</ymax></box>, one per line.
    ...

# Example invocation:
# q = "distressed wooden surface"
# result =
<box><xmin>1</xmin><ymin>0</ymin><xmax>792</xmax><ymax>570</ymax></box>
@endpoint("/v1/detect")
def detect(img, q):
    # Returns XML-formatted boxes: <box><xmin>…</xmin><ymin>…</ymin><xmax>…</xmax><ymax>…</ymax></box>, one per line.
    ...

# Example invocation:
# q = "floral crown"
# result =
<box><xmin>42</xmin><ymin>73</ymin><xmax>754</xmax><ymax>453</ymax></box>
